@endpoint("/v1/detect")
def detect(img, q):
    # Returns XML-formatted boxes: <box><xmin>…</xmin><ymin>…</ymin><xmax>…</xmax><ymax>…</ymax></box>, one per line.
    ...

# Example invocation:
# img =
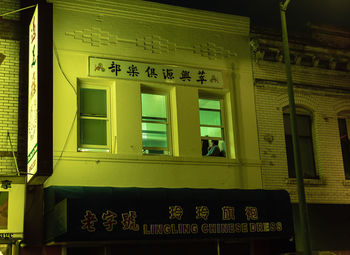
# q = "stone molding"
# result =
<box><xmin>48</xmin><ymin>0</ymin><xmax>249</xmax><ymax>36</ymax></box>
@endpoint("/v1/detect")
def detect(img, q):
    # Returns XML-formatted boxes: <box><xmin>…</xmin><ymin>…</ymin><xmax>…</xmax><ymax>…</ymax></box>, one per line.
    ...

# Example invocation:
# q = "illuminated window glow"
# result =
<box><xmin>141</xmin><ymin>93</ymin><xmax>170</xmax><ymax>155</ymax></box>
<box><xmin>199</xmin><ymin>98</ymin><xmax>226</xmax><ymax>157</ymax></box>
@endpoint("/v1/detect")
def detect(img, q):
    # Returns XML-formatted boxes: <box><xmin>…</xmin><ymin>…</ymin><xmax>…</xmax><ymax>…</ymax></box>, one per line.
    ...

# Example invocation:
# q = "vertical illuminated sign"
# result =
<box><xmin>27</xmin><ymin>5</ymin><xmax>38</xmax><ymax>182</ymax></box>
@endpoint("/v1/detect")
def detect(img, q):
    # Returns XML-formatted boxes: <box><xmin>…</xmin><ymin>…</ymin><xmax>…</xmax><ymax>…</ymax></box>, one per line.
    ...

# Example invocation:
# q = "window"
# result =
<box><xmin>337</xmin><ymin>111</ymin><xmax>350</xmax><ymax>179</ymax></box>
<box><xmin>283</xmin><ymin>107</ymin><xmax>316</xmax><ymax>178</ymax></box>
<box><xmin>78</xmin><ymin>86</ymin><xmax>109</xmax><ymax>152</ymax></box>
<box><xmin>141</xmin><ymin>93</ymin><xmax>170</xmax><ymax>155</ymax></box>
<box><xmin>199</xmin><ymin>98</ymin><xmax>226</xmax><ymax>157</ymax></box>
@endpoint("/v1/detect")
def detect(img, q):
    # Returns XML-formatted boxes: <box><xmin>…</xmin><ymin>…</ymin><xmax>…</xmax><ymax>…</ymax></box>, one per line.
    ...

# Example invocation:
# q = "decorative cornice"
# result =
<box><xmin>251</xmin><ymin>37</ymin><xmax>350</xmax><ymax>72</ymax></box>
<box><xmin>48</xmin><ymin>0</ymin><xmax>249</xmax><ymax>36</ymax></box>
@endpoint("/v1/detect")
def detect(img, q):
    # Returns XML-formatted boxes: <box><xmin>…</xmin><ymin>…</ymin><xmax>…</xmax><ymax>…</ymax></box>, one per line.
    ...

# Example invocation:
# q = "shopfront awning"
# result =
<box><xmin>44</xmin><ymin>186</ymin><xmax>294</xmax><ymax>243</ymax></box>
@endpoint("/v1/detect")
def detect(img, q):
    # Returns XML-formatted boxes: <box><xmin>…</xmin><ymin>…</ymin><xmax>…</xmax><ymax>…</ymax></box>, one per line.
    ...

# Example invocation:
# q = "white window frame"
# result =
<box><xmin>77</xmin><ymin>83</ymin><xmax>111</xmax><ymax>152</ymax></box>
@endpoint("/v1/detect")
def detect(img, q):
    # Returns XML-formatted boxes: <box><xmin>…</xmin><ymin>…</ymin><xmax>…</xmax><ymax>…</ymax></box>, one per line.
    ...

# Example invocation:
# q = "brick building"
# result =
<box><xmin>0</xmin><ymin>0</ymin><xmax>26</xmax><ymax>254</ymax></box>
<box><xmin>251</xmin><ymin>25</ymin><xmax>350</xmax><ymax>252</ymax></box>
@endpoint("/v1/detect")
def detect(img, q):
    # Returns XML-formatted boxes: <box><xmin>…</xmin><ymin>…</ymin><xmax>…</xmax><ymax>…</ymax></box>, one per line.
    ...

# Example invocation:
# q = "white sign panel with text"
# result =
<box><xmin>27</xmin><ymin>5</ymin><xmax>38</xmax><ymax>182</ymax></box>
<box><xmin>89</xmin><ymin>57</ymin><xmax>223</xmax><ymax>88</ymax></box>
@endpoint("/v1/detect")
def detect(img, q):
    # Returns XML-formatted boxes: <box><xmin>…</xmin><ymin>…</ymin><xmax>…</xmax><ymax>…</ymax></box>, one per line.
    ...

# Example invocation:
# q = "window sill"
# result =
<box><xmin>53</xmin><ymin>151</ymin><xmax>241</xmax><ymax>166</ymax></box>
<box><xmin>343</xmin><ymin>180</ymin><xmax>350</xmax><ymax>186</ymax></box>
<box><xmin>286</xmin><ymin>177</ymin><xmax>325</xmax><ymax>186</ymax></box>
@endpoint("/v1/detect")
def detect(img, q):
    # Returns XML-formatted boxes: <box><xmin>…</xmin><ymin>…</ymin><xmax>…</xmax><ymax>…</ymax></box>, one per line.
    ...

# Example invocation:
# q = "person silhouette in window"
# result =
<box><xmin>206</xmin><ymin>140</ymin><xmax>221</xmax><ymax>156</ymax></box>
<box><xmin>201</xmin><ymin>139</ymin><xmax>209</xmax><ymax>156</ymax></box>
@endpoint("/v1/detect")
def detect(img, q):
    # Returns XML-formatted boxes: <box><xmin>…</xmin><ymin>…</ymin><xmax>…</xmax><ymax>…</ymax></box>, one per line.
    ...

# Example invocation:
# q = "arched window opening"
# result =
<box><xmin>283</xmin><ymin>106</ymin><xmax>317</xmax><ymax>179</ymax></box>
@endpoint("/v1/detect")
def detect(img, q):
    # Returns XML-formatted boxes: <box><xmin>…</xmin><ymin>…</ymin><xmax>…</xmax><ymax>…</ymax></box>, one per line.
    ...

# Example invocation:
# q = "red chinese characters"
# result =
<box><xmin>169</xmin><ymin>205</ymin><xmax>183</xmax><ymax>220</ymax></box>
<box><xmin>245</xmin><ymin>206</ymin><xmax>259</xmax><ymax>221</ymax></box>
<box><xmin>81</xmin><ymin>210</ymin><xmax>98</xmax><ymax>232</ymax></box>
<box><xmin>195</xmin><ymin>206</ymin><xmax>209</xmax><ymax>220</ymax></box>
<box><xmin>102</xmin><ymin>210</ymin><xmax>118</xmax><ymax>232</ymax></box>
<box><xmin>222</xmin><ymin>206</ymin><xmax>235</xmax><ymax>220</ymax></box>
<box><xmin>121</xmin><ymin>211</ymin><xmax>139</xmax><ymax>231</ymax></box>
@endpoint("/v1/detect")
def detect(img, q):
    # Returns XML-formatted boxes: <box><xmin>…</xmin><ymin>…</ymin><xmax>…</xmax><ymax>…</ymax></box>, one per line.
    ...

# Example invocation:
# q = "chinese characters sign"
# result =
<box><xmin>89</xmin><ymin>57</ymin><xmax>223</xmax><ymax>88</ymax></box>
<box><xmin>78</xmin><ymin>205</ymin><xmax>282</xmax><ymax>237</ymax></box>
<box><xmin>27</xmin><ymin>5</ymin><xmax>38</xmax><ymax>182</ymax></box>
<box><xmin>47</xmin><ymin>188</ymin><xmax>293</xmax><ymax>242</ymax></box>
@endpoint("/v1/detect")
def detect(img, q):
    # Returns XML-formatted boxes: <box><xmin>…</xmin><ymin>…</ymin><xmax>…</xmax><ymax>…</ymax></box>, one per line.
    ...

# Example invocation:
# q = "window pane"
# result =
<box><xmin>297</xmin><ymin>115</ymin><xmax>312</xmax><ymax>136</ymax></box>
<box><xmin>142</xmin><ymin>122</ymin><xmax>168</xmax><ymax>148</ymax></box>
<box><xmin>200</xmin><ymin>126</ymin><xmax>222</xmax><ymax>138</ymax></box>
<box><xmin>200</xmin><ymin>110</ymin><xmax>221</xmax><ymax>126</ymax></box>
<box><xmin>80</xmin><ymin>119</ymin><xmax>107</xmax><ymax>145</ymax></box>
<box><xmin>284</xmin><ymin>112</ymin><xmax>316</xmax><ymax>178</ymax></box>
<box><xmin>283</xmin><ymin>114</ymin><xmax>291</xmax><ymax>135</ymax></box>
<box><xmin>142</xmin><ymin>93</ymin><xmax>166</xmax><ymax>119</ymax></box>
<box><xmin>80</xmin><ymin>88</ymin><xmax>106</xmax><ymax>116</ymax></box>
<box><xmin>283</xmin><ymin>114</ymin><xmax>312</xmax><ymax>136</ymax></box>
<box><xmin>338</xmin><ymin>118</ymin><xmax>350</xmax><ymax>179</ymax></box>
<box><xmin>199</xmin><ymin>99</ymin><xmax>220</xmax><ymax>110</ymax></box>
<box><xmin>299</xmin><ymin>137</ymin><xmax>316</xmax><ymax>178</ymax></box>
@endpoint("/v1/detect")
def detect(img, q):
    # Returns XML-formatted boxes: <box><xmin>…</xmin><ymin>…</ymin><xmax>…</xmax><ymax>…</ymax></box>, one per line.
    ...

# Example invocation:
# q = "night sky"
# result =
<box><xmin>145</xmin><ymin>0</ymin><xmax>350</xmax><ymax>32</ymax></box>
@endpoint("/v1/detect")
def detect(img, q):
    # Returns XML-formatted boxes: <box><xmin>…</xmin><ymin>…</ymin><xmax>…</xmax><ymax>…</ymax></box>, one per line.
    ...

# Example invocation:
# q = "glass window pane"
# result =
<box><xmin>200</xmin><ymin>126</ymin><xmax>222</xmax><ymax>138</ymax></box>
<box><xmin>200</xmin><ymin>110</ymin><xmax>221</xmax><ymax>126</ymax></box>
<box><xmin>80</xmin><ymin>119</ymin><xmax>107</xmax><ymax>145</ymax></box>
<box><xmin>297</xmin><ymin>115</ymin><xmax>311</xmax><ymax>136</ymax></box>
<box><xmin>142</xmin><ymin>122</ymin><xmax>168</xmax><ymax>148</ymax></box>
<box><xmin>142</xmin><ymin>94</ymin><xmax>166</xmax><ymax>119</ymax></box>
<box><xmin>283</xmin><ymin>114</ymin><xmax>291</xmax><ymax>135</ymax></box>
<box><xmin>299</xmin><ymin>137</ymin><xmax>316</xmax><ymax>178</ymax></box>
<box><xmin>284</xmin><ymin>114</ymin><xmax>312</xmax><ymax>136</ymax></box>
<box><xmin>338</xmin><ymin>118</ymin><xmax>350</xmax><ymax>179</ymax></box>
<box><xmin>80</xmin><ymin>88</ymin><xmax>106</xmax><ymax>116</ymax></box>
<box><xmin>199</xmin><ymin>99</ymin><xmax>220</xmax><ymax>110</ymax></box>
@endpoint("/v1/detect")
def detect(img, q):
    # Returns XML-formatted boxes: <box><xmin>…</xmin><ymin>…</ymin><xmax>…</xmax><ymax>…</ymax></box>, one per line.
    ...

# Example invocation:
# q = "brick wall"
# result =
<box><xmin>0</xmin><ymin>1</ymin><xmax>21</xmax><ymax>176</ymax></box>
<box><xmin>0</xmin><ymin>0</ymin><xmax>20</xmax><ymax>21</ymax></box>
<box><xmin>253</xmin><ymin>54</ymin><xmax>350</xmax><ymax>204</ymax></box>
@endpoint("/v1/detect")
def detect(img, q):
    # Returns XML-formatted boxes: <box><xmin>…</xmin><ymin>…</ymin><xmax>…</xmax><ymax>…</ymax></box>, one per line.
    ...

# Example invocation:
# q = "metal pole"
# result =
<box><xmin>279</xmin><ymin>1</ymin><xmax>312</xmax><ymax>254</ymax></box>
<box><xmin>7</xmin><ymin>132</ymin><xmax>20</xmax><ymax>176</ymax></box>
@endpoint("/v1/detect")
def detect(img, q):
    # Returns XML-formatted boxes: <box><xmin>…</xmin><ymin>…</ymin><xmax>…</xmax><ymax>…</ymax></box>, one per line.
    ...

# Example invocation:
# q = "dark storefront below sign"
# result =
<box><xmin>44</xmin><ymin>187</ymin><xmax>294</xmax><ymax>243</ymax></box>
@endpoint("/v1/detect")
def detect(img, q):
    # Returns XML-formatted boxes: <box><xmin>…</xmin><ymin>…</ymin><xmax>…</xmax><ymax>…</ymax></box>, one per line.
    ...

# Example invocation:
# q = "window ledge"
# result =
<box><xmin>53</xmin><ymin>151</ymin><xmax>241</xmax><ymax>166</ymax></box>
<box><xmin>343</xmin><ymin>180</ymin><xmax>350</xmax><ymax>186</ymax></box>
<box><xmin>286</xmin><ymin>177</ymin><xmax>325</xmax><ymax>186</ymax></box>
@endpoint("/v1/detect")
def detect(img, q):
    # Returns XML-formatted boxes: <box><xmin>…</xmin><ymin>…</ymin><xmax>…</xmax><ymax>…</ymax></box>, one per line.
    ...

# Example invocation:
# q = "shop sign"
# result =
<box><xmin>76</xmin><ymin>204</ymin><xmax>283</xmax><ymax>236</ymax></box>
<box><xmin>0</xmin><ymin>187</ymin><xmax>25</xmax><ymax>240</ymax></box>
<box><xmin>89</xmin><ymin>57</ymin><xmax>223</xmax><ymax>88</ymax></box>
<box><xmin>27</xmin><ymin>5</ymin><xmax>39</xmax><ymax>182</ymax></box>
<box><xmin>26</xmin><ymin>2</ymin><xmax>53</xmax><ymax>185</ymax></box>
<box><xmin>0</xmin><ymin>192</ymin><xmax>8</xmax><ymax>230</ymax></box>
<box><xmin>46</xmin><ymin>188</ymin><xmax>293</xmax><ymax>242</ymax></box>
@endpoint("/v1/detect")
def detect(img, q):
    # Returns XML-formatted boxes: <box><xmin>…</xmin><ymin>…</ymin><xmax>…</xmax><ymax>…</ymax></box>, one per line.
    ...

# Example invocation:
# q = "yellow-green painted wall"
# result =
<box><xmin>46</xmin><ymin>0</ymin><xmax>262</xmax><ymax>189</ymax></box>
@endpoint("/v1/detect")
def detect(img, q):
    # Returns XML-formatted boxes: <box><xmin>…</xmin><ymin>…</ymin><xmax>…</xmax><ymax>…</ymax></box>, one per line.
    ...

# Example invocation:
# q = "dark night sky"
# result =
<box><xmin>146</xmin><ymin>0</ymin><xmax>350</xmax><ymax>32</ymax></box>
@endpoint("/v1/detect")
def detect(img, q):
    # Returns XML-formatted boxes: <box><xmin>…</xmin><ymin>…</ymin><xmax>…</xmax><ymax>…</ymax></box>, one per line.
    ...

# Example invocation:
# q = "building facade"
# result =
<box><xmin>27</xmin><ymin>0</ymin><xmax>295</xmax><ymax>254</ymax></box>
<box><xmin>251</xmin><ymin>25</ymin><xmax>350</xmax><ymax>252</ymax></box>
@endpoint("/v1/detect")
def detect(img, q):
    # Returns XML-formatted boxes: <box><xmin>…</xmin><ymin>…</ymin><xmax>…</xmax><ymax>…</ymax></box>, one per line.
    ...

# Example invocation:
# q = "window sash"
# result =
<box><xmin>338</xmin><ymin>118</ymin><xmax>350</xmax><ymax>179</ymax></box>
<box><xmin>283</xmin><ymin>113</ymin><xmax>317</xmax><ymax>178</ymax></box>
<box><xmin>78</xmin><ymin>86</ymin><xmax>110</xmax><ymax>151</ymax></box>
<box><xmin>141</xmin><ymin>93</ymin><xmax>170</xmax><ymax>155</ymax></box>
<box><xmin>199</xmin><ymin>98</ymin><xmax>226</xmax><ymax>157</ymax></box>
<box><xmin>199</xmin><ymin>99</ymin><xmax>224</xmax><ymax>139</ymax></box>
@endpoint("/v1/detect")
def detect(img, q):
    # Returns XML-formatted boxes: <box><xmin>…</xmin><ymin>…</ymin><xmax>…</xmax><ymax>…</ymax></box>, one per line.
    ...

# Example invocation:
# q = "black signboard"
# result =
<box><xmin>45</xmin><ymin>187</ymin><xmax>294</xmax><ymax>243</ymax></box>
